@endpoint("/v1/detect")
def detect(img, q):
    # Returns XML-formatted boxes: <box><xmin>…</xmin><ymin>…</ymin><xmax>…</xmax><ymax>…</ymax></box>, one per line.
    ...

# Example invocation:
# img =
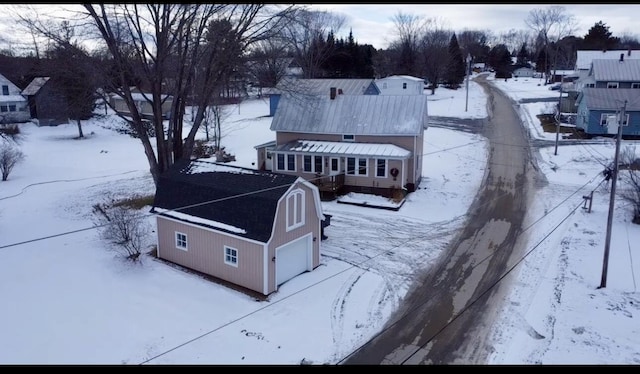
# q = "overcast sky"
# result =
<box><xmin>308</xmin><ymin>3</ymin><xmax>640</xmax><ymax>49</ymax></box>
<box><xmin>2</xmin><ymin>4</ymin><xmax>639</xmax><ymax>53</ymax></box>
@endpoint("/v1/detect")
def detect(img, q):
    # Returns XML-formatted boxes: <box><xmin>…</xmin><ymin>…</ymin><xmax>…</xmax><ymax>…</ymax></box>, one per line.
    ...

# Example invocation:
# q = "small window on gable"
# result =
<box><xmin>607</xmin><ymin>82</ymin><xmax>619</xmax><ymax>88</ymax></box>
<box><xmin>175</xmin><ymin>232</ymin><xmax>187</xmax><ymax>251</ymax></box>
<box><xmin>1</xmin><ymin>85</ymin><xmax>8</xmax><ymax>95</ymax></box>
<box><xmin>403</xmin><ymin>82</ymin><xmax>407</xmax><ymax>89</ymax></box>
<box><xmin>286</xmin><ymin>188</ymin><xmax>305</xmax><ymax>231</ymax></box>
<box><xmin>342</xmin><ymin>134</ymin><xmax>355</xmax><ymax>142</ymax></box>
<box><xmin>224</xmin><ymin>246</ymin><xmax>238</xmax><ymax>267</ymax></box>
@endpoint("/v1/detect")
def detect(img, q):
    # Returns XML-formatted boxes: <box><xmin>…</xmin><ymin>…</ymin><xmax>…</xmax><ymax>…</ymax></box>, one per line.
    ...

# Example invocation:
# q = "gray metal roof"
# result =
<box><xmin>21</xmin><ymin>77</ymin><xmax>50</xmax><ymax>96</ymax></box>
<box><xmin>576</xmin><ymin>50</ymin><xmax>640</xmax><ymax>70</ymax></box>
<box><xmin>274</xmin><ymin>139</ymin><xmax>411</xmax><ymax>158</ymax></box>
<box><xmin>270</xmin><ymin>93</ymin><xmax>428</xmax><ymax>136</ymax></box>
<box><xmin>591</xmin><ymin>59</ymin><xmax>640</xmax><ymax>82</ymax></box>
<box><xmin>274</xmin><ymin>78</ymin><xmax>376</xmax><ymax>95</ymax></box>
<box><xmin>579</xmin><ymin>88</ymin><xmax>640</xmax><ymax>111</ymax></box>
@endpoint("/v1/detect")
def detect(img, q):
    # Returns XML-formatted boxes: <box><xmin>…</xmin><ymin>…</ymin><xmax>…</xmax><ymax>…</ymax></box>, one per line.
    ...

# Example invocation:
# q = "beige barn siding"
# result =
<box><xmin>267</xmin><ymin>183</ymin><xmax>321</xmax><ymax>291</ymax></box>
<box><xmin>156</xmin><ymin>216</ymin><xmax>267</xmax><ymax>294</ymax></box>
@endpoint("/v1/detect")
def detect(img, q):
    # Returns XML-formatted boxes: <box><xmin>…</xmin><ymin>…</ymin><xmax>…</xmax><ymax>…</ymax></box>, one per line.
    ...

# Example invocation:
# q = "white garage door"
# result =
<box><xmin>276</xmin><ymin>235</ymin><xmax>310</xmax><ymax>286</ymax></box>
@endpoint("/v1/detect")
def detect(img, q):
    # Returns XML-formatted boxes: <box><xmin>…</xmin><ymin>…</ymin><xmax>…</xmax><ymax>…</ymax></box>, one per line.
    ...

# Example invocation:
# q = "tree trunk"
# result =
<box><xmin>76</xmin><ymin>119</ymin><xmax>84</xmax><ymax>138</ymax></box>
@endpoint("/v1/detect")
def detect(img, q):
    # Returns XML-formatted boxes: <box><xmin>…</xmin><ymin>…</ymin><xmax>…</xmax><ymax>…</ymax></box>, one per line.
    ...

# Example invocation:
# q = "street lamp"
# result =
<box><xmin>465</xmin><ymin>53</ymin><xmax>471</xmax><ymax>112</ymax></box>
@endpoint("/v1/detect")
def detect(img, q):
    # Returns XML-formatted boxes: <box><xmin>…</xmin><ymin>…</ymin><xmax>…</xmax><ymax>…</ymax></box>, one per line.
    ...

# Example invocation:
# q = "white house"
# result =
<box><xmin>0</xmin><ymin>73</ymin><xmax>30</xmax><ymax>123</ymax></box>
<box><xmin>374</xmin><ymin>75</ymin><xmax>424</xmax><ymax>95</ymax></box>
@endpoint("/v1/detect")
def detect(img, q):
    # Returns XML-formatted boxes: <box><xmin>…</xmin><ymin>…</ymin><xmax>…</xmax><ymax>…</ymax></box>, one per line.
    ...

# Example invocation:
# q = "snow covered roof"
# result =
<box><xmin>576</xmin><ymin>49</ymin><xmax>640</xmax><ymax>70</ymax></box>
<box><xmin>21</xmin><ymin>77</ymin><xmax>50</xmax><ymax>96</ymax></box>
<box><xmin>0</xmin><ymin>95</ymin><xmax>26</xmax><ymax>103</ymax></box>
<box><xmin>274</xmin><ymin>139</ymin><xmax>411</xmax><ymax>159</ymax></box>
<box><xmin>274</xmin><ymin>78</ymin><xmax>376</xmax><ymax>96</ymax></box>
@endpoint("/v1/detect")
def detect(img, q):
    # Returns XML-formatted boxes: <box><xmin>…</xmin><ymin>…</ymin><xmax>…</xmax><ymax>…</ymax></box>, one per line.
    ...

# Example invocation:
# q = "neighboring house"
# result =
<box><xmin>109</xmin><ymin>88</ymin><xmax>173</xmax><ymax>120</ymax></box>
<box><xmin>152</xmin><ymin>159</ymin><xmax>327</xmax><ymax>296</ymax></box>
<box><xmin>267</xmin><ymin>77</ymin><xmax>378</xmax><ymax>117</ymax></box>
<box><xmin>472</xmin><ymin>62</ymin><xmax>486</xmax><ymax>73</ymax></box>
<box><xmin>256</xmin><ymin>88</ymin><xmax>428</xmax><ymax>198</ymax></box>
<box><xmin>0</xmin><ymin>73</ymin><xmax>30</xmax><ymax>124</ymax></box>
<box><xmin>580</xmin><ymin>57</ymin><xmax>640</xmax><ymax>89</ymax></box>
<box><xmin>374</xmin><ymin>75</ymin><xmax>424</xmax><ymax>95</ymax></box>
<box><xmin>512</xmin><ymin>65</ymin><xmax>535</xmax><ymax>78</ymax></box>
<box><xmin>575</xmin><ymin>49</ymin><xmax>640</xmax><ymax>72</ymax></box>
<box><xmin>575</xmin><ymin>87</ymin><xmax>640</xmax><ymax>136</ymax></box>
<box><xmin>21</xmin><ymin>76</ymin><xmax>69</xmax><ymax>126</ymax></box>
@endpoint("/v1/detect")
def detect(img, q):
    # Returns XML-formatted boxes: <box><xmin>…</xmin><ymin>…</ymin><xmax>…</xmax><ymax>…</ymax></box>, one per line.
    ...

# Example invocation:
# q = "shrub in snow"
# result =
<box><xmin>0</xmin><ymin>138</ymin><xmax>25</xmax><ymax>181</ymax></box>
<box><xmin>92</xmin><ymin>198</ymin><xmax>151</xmax><ymax>261</ymax></box>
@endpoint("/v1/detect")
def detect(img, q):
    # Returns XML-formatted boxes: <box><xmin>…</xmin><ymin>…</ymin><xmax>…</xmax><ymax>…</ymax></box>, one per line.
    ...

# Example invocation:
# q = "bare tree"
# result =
<box><xmin>390</xmin><ymin>12</ymin><xmax>427</xmax><ymax>76</ymax></box>
<box><xmin>420</xmin><ymin>18</ymin><xmax>452</xmax><ymax>95</ymax></box>
<box><xmin>525</xmin><ymin>6</ymin><xmax>576</xmax><ymax>84</ymax></box>
<box><xmin>280</xmin><ymin>7</ymin><xmax>345</xmax><ymax>79</ymax></box>
<box><xmin>92</xmin><ymin>198</ymin><xmax>152</xmax><ymax>261</ymax></box>
<box><xmin>245</xmin><ymin>38</ymin><xmax>292</xmax><ymax>90</ymax></box>
<box><xmin>0</xmin><ymin>139</ymin><xmax>25</xmax><ymax>181</ymax></box>
<box><xmin>620</xmin><ymin>145</ymin><xmax>640</xmax><ymax>224</ymax></box>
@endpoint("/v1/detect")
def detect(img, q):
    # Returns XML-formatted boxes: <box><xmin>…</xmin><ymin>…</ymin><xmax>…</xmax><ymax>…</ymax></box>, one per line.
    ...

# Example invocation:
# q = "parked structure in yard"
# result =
<box><xmin>256</xmin><ymin>86</ymin><xmax>428</xmax><ymax>199</ymax></box>
<box><xmin>21</xmin><ymin>76</ymin><xmax>69</xmax><ymax>126</ymax></box>
<box><xmin>0</xmin><ymin>73</ymin><xmax>30</xmax><ymax>124</ymax></box>
<box><xmin>109</xmin><ymin>88</ymin><xmax>173</xmax><ymax>120</ymax></box>
<box><xmin>152</xmin><ymin>159</ymin><xmax>327</xmax><ymax>296</ymax></box>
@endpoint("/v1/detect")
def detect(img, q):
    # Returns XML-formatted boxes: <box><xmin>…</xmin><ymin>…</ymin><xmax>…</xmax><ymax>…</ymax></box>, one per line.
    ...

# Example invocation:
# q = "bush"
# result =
<box><xmin>192</xmin><ymin>139</ymin><xmax>215</xmax><ymax>159</ymax></box>
<box><xmin>92</xmin><ymin>197</ymin><xmax>152</xmax><ymax>261</ymax></box>
<box><xmin>0</xmin><ymin>139</ymin><xmax>25</xmax><ymax>181</ymax></box>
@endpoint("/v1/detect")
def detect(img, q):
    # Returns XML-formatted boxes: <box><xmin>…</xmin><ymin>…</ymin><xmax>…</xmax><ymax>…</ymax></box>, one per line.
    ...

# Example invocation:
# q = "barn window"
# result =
<box><xmin>286</xmin><ymin>189</ymin><xmax>305</xmax><ymax>231</ymax></box>
<box><xmin>224</xmin><ymin>246</ymin><xmax>238</xmax><ymax>267</ymax></box>
<box><xmin>175</xmin><ymin>232</ymin><xmax>187</xmax><ymax>251</ymax></box>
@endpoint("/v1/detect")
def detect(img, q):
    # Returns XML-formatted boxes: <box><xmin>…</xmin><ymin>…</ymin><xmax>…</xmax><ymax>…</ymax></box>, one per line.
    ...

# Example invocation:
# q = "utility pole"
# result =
<box><xmin>554</xmin><ymin>84</ymin><xmax>562</xmax><ymax>155</ymax></box>
<box><xmin>599</xmin><ymin>100</ymin><xmax>627</xmax><ymax>289</ymax></box>
<box><xmin>465</xmin><ymin>53</ymin><xmax>471</xmax><ymax>112</ymax></box>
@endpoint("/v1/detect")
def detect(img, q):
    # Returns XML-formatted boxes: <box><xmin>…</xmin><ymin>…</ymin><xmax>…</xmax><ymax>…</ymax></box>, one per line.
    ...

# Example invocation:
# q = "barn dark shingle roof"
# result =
<box><xmin>152</xmin><ymin>159</ymin><xmax>299</xmax><ymax>242</ymax></box>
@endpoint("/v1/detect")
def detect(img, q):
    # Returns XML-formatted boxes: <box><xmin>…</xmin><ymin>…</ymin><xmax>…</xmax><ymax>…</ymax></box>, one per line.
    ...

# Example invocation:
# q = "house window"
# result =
<box><xmin>276</xmin><ymin>153</ymin><xmax>296</xmax><ymax>171</ymax></box>
<box><xmin>175</xmin><ymin>232</ymin><xmax>187</xmax><ymax>251</ymax></box>
<box><xmin>286</xmin><ymin>189</ymin><xmax>305</xmax><ymax>231</ymax></box>
<box><xmin>330</xmin><ymin>157</ymin><xmax>339</xmax><ymax>173</ymax></box>
<box><xmin>376</xmin><ymin>159</ymin><xmax>387</xmax><ymax>177</ymax></box>
<box><xmin>402</xmin><ymin>82</ymin><xmax>407</xmax><ymax>89</ymax></box>
<box><xmin>1</xmin><ymin>85</ymin><xmax>8</xmax><ymax>95</ymax></box>
<box><xmin>585</xmin><ymin>83</ymin><xmax>595</xmax><ymax>88</ymax></box>
<box><xmin>303</xmin><ymin>155</ymin><xmax>322</xmax><ymax>173</ymax></box>
<box><xmin>607</xmin><ymin>82</ymin><xmax>619</xmax><ymax>88</ymax></box>
<box><xmin>347</xmin><ymin>157</ymin><xmax>368</xmax><ymax>176</ymax></box>
<box><xmin>0</xmin><ymin>105</ymin><xmax>7</xmax><ymax>113</ymax></box>
<box><xmin>342</xmin><ymin>134</ymin><xmax>355</xmax><ymax>142</ymax></box>
<box><xmin>224</xmin><ymin>246</ymin><xmax>238</xmax><ymax>267</ymax></box>
<box><xmin>8</xmin><ymin>105</ymin><xmax>16</xmax><ymax>112</ymax></box>
<box><xmin>382</xmin><ymin>82</ymin><xmax>387</xmax><ymax>89</ymax></box>
<box><xmin>632</xmin><ymin>83</ymin><xmax>640</xmax><ymax>89</ymax></box>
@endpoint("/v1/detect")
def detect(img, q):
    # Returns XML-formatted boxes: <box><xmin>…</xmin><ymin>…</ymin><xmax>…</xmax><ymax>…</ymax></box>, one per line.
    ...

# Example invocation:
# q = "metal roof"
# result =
<box><xmin>274</xmin><ymin>139</ymin><xmax>411</xmax><ymax>159</ymax></box>
<box><xmin>21</xmin><ymin>77</ymin><xmax>50</xmax><ymax>96</ymax></box>
<box><xmin>274</xmin><ymin>78</ymin><xmax>376</xmax><ymax>96</ymax></box>
<box><xmin>270</xmin><ymin>93</ymin><xmax>428</xmax><ymax>136</ymax></box>
<box><xmin>592</xmin><ymin>59</ymin><xmax>640</xmax><ymax>82</ymax></box>
<box><xmin>576</xmin><ymin>50</ymin><xmax>640</xmax><ymax>70</ymax></box>
<box><xmin>579</xmin><ymin>88</ymin><xmax>640</xmax><ymax>111</ymax></box>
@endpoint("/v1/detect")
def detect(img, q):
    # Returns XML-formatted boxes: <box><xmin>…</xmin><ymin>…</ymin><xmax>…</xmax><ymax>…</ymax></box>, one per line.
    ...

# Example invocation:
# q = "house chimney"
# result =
<box><xmin>620</xmin><ymin>53</ymin><xmax>624</xmax><ymax>62</ymax></box>
<box><xmin>629</xmin><ymin>48</ymin><xmax>632</xmax><ymax>56</ymax></box>
<box><xmin>330</xmin><ymin>87</ymin><xmax>336</xmax><ymax>100</ymax></box>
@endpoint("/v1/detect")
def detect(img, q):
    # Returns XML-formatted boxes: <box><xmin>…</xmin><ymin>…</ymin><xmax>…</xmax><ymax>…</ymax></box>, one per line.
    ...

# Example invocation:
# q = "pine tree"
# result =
<box><xmin>583</xmin><ymin>21</ymin><xmax>619</xmax><ymax>51</ymax></box>
<box><xmin>444</xmin><ymin>33</ymin><xmax>465</xmax><ymax>88</ymax></box>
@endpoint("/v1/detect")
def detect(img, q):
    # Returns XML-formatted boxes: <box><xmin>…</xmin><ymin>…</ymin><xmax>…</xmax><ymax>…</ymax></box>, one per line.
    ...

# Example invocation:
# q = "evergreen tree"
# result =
<box><xmin>517</xmin><ymin>43</ymin><xmax>529</xmax><ymax>65</ymax></box>
<box><xmin>488</xmin><ymin>44</ymin><xmax>512</xmax><ymax>78</ymax></box>
<box><xmin>583</xmin><ymin>21</ymin><xmax>619</xmax><ymax>50</ymax></box>
<box><xmin>444</xmin><ymin>33</ymin><xmax>465</xmax><ymax>88</ymax></box>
